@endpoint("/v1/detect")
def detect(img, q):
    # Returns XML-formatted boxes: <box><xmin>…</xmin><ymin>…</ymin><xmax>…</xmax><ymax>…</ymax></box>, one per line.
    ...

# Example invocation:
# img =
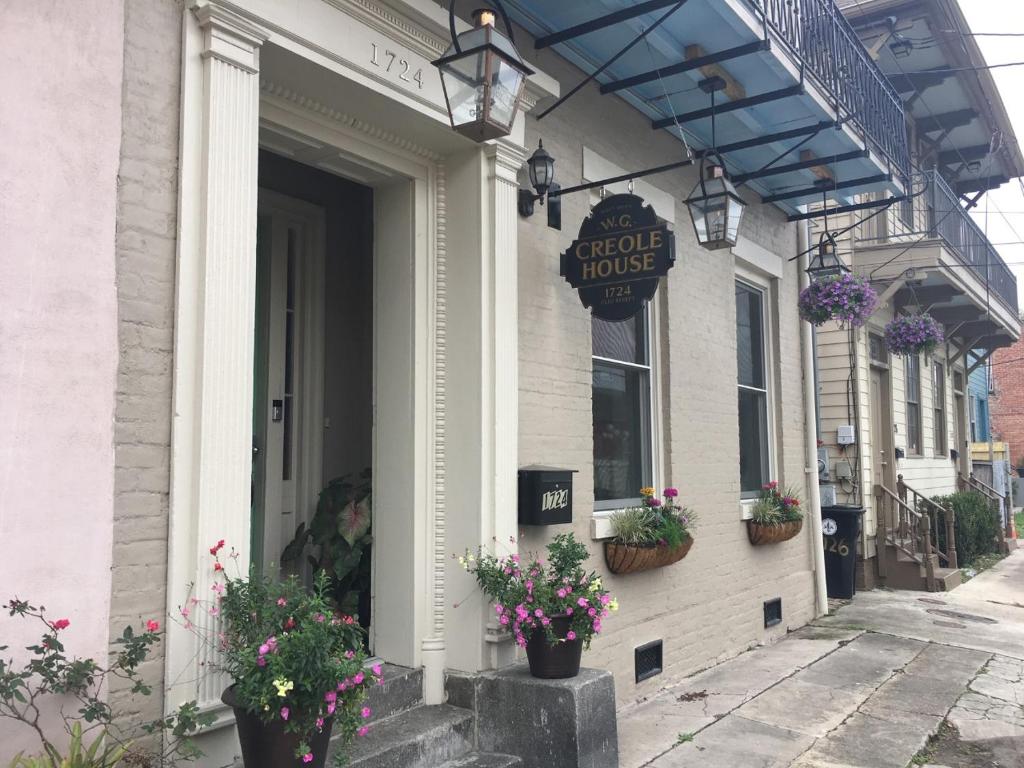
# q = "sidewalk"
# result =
<box><xmin>617</xmin><ymin>550</ymin><xmax>1024</xmax><ymax>768</ymax></box>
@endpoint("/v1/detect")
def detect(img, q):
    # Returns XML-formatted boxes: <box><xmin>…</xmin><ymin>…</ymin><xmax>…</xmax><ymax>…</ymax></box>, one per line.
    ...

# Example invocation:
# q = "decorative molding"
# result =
<box><xmin>433</xmin><ymin>161</ymin><xmax>448</xmax><ymax>641</ymax></box>
<box><xmin>260</xmin><ymin>79</ymin><xmax>442</xmax><ymax>162</ymax></box>
<box><xmin>322</xmin><ymin>0</ymin><xmax>447</xmax><ymax>59</ymax></box>
<box><xmin>193</xmin><ymin>1</ymin><xmax>269</xmax><ymax>73</ymax></box>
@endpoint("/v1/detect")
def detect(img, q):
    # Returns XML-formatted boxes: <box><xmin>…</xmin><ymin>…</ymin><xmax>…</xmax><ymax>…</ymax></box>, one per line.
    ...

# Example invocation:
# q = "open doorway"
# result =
<box><xmin>251</xmin><ymin>151</ymin><xmax>375</xmax><ymax>639</ymax></box>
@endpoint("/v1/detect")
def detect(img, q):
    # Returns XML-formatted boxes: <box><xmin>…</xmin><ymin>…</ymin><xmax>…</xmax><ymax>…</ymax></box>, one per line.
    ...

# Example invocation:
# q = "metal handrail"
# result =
<box><xmin>746</xmin><ymin>0</ymin><xmax>910</xmax><ymax>179</ymax></box>
<box><xmin>928</xmin><ymin>170</ymin><xmax>1019</xmax><ymax>314</ymax></box>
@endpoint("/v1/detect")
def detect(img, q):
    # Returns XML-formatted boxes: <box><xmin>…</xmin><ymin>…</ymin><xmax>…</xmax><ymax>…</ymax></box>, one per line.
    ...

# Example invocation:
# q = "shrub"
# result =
<box><xmin>929</xmin><ymin>491</ymin><xmax>1001</xmax><ymax>567</ymax></box>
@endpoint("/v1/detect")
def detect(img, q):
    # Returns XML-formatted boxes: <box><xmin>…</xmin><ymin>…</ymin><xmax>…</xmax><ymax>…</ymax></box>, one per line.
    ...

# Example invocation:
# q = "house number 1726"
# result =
<box><xmin>370</xmin><ymin>43</ymin><xmax>424</xmax><ymax>89</ymax></box>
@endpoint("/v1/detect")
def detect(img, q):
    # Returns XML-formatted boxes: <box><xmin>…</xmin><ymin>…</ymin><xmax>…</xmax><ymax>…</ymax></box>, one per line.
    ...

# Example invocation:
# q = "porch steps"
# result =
<box><xmin>881</xmin><ymin>545</ymin><xmax>962</xmax><ymax>591</ymax></box>
<box><xmin>335</xmin><ymin>664</ymin><xmax>522</xmax><ymax>768</ymax></box>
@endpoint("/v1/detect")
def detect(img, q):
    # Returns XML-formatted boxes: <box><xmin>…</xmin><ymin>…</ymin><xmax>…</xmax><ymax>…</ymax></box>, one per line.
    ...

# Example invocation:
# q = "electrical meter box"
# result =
<box><xmin>837</xmin><ymin>425</ymin><xmax>856</xmax><ymax>445</ymax></box>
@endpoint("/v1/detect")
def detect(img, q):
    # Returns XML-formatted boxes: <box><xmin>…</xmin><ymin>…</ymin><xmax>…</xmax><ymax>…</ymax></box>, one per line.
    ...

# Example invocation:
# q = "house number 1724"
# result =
<box><xmin>370</xmin><ymin>43</ymin><xmax>424</xmax><ymax>89</ymax></box>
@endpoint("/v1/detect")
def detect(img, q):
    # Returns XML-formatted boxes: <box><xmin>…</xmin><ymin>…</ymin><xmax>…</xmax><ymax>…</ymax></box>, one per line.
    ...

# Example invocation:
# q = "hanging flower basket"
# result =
<box><xmin>797</xmin><ymin>274</ymin><xmax>878</xmax><ymax>328</ymax></box>
<box><xmin>883</xmin><ymin>313</ymin><xmax>944</xmax><ymax>356</ymax></box>
<box><xmin>604</xmin><ymin>536</ymin><xmax>693</xmax><ymax>575</ymax></box>
<box><xmin>746</xmin><ymin>518</ymin><xmax>803</xmax><ymax>546</ymax></box>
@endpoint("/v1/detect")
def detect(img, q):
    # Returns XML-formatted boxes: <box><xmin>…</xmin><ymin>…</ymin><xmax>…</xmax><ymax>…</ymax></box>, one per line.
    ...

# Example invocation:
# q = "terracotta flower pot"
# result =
<box><xmin>525</xmin><ymin>614</ymin><xmax>583</xmax><ymax>679</ymax></box>
<box><xmin>604</xmin><ymin>536</ymin><xmax>693</xmax><ymax>575</ymax></box>
<box><xmin>746</xmin><ymin>518</ymin><xmax>803</xmax><ymax>546</ymax></box>
<box><xmin>223</xmin><ymin>686</ymin><xmax>334</xmax><ymax>768</ymax></box>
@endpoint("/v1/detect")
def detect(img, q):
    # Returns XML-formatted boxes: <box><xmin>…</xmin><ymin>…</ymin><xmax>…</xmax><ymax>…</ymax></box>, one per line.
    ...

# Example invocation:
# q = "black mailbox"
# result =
<box><xmin>518</xmin><ymin>466</ymin><xmax>576</xmax><ymax>525</ymax></box>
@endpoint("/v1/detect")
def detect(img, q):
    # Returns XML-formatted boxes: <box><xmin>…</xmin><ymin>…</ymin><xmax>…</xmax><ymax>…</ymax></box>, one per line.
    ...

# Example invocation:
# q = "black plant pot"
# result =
<box><xmin>525</xmin><ymin>614</ymin><xmax>583</xmax><ymax>679</ymax></box>
<box><xmin>223</xmin><ymin>686</ymin><xmax>334</xmax><ymax>768</ymax></box>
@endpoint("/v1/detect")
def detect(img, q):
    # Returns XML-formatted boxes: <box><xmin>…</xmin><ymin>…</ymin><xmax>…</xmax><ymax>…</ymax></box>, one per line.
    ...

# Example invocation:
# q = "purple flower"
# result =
<box><xmin>884</xmin><ymin>313</ymin><xmax>943</xmax><ymax>356</ymax></box>
<box><xmin>798</xmin><ymin>274</ymin><xmax>878</xmax><ymax>328</ymax></box>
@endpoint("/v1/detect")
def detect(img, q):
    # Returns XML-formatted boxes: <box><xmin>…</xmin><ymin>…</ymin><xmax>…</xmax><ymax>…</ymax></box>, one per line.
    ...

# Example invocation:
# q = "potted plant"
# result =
<box><xmin>604</xmin><ymin>488</ymin><xmax>696</xmax><ymax>574</ymax></box>
<box><xmin>883</xmin><ymin>313</ymin><xmax>944</xmax><ymax>356</ymax></box>
<box><xmin>747</xmin><ymin>481</ymin><xmax>804</xmax><ymax>545</ymax></box>
<box><xmin>183</xmin><ymin>542</ymin><xmax>381</xmax><ymax>767</ymax></box>
<box><xmin>798</xmin><ymin>273</ymin><xmax>877</xmax><ymax>328</ymax></box>
<box><xmin>460</xmin><ymin>534</ymin><xmax>616</xmax><ymax>679</ymax></box>
<box><xmin>281</xmin><ymin>470</ymin><xmax>372</xmax><ymax>627</ymax></box>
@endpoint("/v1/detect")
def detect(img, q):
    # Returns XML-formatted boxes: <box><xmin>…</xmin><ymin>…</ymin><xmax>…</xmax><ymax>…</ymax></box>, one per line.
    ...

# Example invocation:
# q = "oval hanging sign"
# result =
<box><xmin>560</xmin><ymin>193</ymin><xmax>675</xmax><ymax>322</ymax></box>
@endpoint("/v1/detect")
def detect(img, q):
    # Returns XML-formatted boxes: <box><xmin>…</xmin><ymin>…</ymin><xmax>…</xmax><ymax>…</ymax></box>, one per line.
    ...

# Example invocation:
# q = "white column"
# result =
<box><xmin>167</xmin><ymin>1</ymin><xmax>267</xmax><ymax>712</ymax></box>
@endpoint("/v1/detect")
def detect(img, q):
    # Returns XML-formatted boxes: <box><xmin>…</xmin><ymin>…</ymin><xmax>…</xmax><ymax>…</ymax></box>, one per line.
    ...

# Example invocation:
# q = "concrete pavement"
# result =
<box><xmin>617</xmin><ymin>550</ymin><xmax>1024</xmax><ymax>767</ymax></box>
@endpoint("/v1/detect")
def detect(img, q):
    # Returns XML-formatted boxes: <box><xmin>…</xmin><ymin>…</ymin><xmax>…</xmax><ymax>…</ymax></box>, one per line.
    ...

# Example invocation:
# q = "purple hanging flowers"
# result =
<box><xmin>883</xmin><ymin>313</ymin><xmax>944</xmax><ymax>356</ymax></box>
<box><xmin>797</xmin><ymin>274</ymin><xmax>877</xmax><ymax>328</ymax></box>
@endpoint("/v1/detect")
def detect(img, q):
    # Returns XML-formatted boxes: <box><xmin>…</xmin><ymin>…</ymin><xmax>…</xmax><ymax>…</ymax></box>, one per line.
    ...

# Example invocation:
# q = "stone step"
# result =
<box><xmin>934</xmin><ymin>567</ymin><xmax>961</xmax><ymax>591</ymax></box>
<box><xmin>436</xmin><ymin>753</ymin><xmax>523</xmax><ymax>767</ymax></box>
<box><xmin>365</xmin><ymin>663</ymin><xmax>423</xmax><ymax>722</ymax></box>
<box><xmin>337</xmin><ymin>704</ymin><xmax>475</xmax><ymax>768</ymax></box>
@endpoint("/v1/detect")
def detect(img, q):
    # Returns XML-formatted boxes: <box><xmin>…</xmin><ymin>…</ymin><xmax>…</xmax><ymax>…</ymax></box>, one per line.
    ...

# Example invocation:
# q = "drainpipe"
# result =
<box><xmin>800</xmin><ymin>221</ymin><xmax>829</xmax><ymax>617</ymax></box>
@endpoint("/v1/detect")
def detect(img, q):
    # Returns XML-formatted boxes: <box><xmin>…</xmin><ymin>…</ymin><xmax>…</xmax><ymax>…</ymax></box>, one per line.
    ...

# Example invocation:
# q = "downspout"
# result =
<box><xmin>800</xmin><ymin>221</ymin><xmax>829</xmax><ymax>617</ymax></box>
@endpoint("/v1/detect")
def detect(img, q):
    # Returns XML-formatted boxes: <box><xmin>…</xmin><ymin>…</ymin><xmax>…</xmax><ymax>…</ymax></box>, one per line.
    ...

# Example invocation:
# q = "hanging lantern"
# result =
<box><xmin>806</xmin><ymin>232</ymin><xmax>849</xmax><ymax>279</ymax></box>
<box><xmin>432</xmin><ymin>7</ymin><xmax>534</xmax><ymax>142</ymax></box>
<box><xmin>685</xmin><ymin>155</ymin><xmax>746</xmax><ymax>250</ymax></box>
<box><xmin>888</xmin><ymin>32</ymin><xmax>914</xmax><ymax>59</ymax></box>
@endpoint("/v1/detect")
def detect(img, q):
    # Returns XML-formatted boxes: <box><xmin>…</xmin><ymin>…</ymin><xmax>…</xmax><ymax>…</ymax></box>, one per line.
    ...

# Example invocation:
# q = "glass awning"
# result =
<box><xmin>503</xmin><ymin>0</ymin><xmax>911</xmax><ymax>216</ymax></box>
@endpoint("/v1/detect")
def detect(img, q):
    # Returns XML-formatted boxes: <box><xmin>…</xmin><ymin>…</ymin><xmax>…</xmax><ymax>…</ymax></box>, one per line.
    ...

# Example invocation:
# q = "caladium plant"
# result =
<box><xmin>281</xmin><ymin>469</ymin><xmax>372</xmax><ymax>618</ymax></box>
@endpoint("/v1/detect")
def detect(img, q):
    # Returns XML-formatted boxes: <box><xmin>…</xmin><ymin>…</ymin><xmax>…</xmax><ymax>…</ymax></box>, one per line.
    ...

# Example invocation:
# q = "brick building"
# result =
<box><xmin>991</xmin><ymin>335</ymin><xmax>1024</xmax><ymax>471</ymax></box>
<box><xmin>2</xmin><ymin>1</ymin><xmax>929</xmax><ymax>765</ymax></box>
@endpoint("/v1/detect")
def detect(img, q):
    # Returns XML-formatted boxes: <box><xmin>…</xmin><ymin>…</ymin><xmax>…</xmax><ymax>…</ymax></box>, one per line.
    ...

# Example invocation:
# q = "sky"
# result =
<box><xmin>956</xmin><ymin>1</ymin><xmax>1024</xmax><ymax>312</ymax></box>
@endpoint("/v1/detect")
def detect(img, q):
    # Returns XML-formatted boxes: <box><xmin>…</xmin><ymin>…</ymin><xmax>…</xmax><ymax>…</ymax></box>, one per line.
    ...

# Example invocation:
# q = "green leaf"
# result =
<box><xmin>338</xmin><ymin>497</ymin><xmax>371</xmax><ymax>547</ymax></box>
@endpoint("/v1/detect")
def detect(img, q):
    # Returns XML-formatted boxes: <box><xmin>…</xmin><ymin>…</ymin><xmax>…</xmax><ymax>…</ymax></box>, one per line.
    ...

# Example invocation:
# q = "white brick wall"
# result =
<box><xmin>515</xmin><ymin>48</ymin><xmax>815</xmax><ymax>706</ymax></box>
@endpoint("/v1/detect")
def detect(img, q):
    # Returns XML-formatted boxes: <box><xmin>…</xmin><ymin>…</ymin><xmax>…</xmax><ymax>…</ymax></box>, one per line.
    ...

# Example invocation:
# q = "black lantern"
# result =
<box><xmin>433</xmin><ymin>6</ymin><xmax>534</xmax><ymax>142</ymax></box>
<box><xmin>519</xmin><ymin>139</ymin><xmax>558</xmax><ymax>218</ymax></box>
<box><xmin>806</xmin><ymin>232</ymin><xmax>849</xmax><ymax>279</ymax></box>
<box><xmin>888</xmin><ymin>32</ymin><xmax>913</xmax><ymax>59</ymax></box>
<box><xmin>685</xmin><ymin>155</ymin><xmax>746</xmax><ymax>250</ymax></box>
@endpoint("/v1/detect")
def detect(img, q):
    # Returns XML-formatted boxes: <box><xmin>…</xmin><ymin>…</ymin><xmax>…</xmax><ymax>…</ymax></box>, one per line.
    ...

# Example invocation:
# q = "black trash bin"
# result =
<box><xmin>820</xmin><ymin>505</ymin><xmax>864</xmax><ymax>599</ymax></box>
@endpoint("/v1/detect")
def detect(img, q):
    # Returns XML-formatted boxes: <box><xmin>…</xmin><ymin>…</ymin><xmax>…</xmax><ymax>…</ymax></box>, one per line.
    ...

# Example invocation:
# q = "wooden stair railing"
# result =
<box><xmin>897</xmin><ymin>475</ymin><xmax>958</xmax><ymax>570</ymax></box>
<box><xmin>958</xmin><ymin>472</ymin><xmax>1008</xmax><ymax>550</ymax></box>
<box><xmin>875</xmin><ymin>481</ymin><xmax>937</xmax><ymax>591</ymax></box>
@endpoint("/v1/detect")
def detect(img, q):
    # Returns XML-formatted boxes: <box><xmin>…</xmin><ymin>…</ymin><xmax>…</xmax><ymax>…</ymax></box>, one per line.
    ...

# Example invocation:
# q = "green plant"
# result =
<box><xmin>8</xmin><ymin>723</ymin><xmax>125</xmax><ymax>768</ymax></box>
<box><xmin>608</xmin><ymin>487</ymin><xmax>696</xmax><ymax>548</ymax></box>
<box><xmin>1</xmin><ymin>600</ymin><xmax>210</xmax><ymax>768</ymax></box>
<box><xmin>281</xmin><ymin>469</ymin><xmax>372</xmax><ymax>616</ymax></box>
<box><xmin>751</xmin><ymin>481</ymin><xmax>802</xmax><ymax>525</ymax></box>
<box><xmin>460</xmin><ymin>533</ymin><xmax>617</xmax><ymax>649</ymax></box>
<box><xmin>183</xmin><ymin>542</ymin><xmax>380</xmax><ymax>764</ymax></box>
<box><xmin>929</xmin><ymin>491</ymin><xmax>1001</xmax><ymax>567</ymax></box>
<box><xmin>676</xmin><ymin>732</ymin><xmax>694</xmax><ymax>745</ymax></box>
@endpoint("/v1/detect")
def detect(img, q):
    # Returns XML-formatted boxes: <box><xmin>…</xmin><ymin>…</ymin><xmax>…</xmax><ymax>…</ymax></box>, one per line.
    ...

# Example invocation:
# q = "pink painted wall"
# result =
<box><xmin>0</xmin><ymin>0</ymin><xmax>124</xmax><ymax>757</ymax></box>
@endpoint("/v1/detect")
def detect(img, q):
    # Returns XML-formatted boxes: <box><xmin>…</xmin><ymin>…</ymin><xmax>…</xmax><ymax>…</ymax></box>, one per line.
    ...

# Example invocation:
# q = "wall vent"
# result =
<box><xmin>634</xmin><ymin>640</ymin><xmax>663</xmax><ymax>683</ymax></box>
<box><xmin>764</xmin><ymin>598</ymin><xmax>783</xmax><ymax>628</ymax></box>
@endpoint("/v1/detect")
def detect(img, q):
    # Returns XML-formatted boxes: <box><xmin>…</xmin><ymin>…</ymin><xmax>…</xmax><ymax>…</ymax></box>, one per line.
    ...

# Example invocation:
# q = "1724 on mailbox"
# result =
<box><xmin>518</xmin><ymin>466</ymin><xmax>577</xmax><ymax>526</ymax></box>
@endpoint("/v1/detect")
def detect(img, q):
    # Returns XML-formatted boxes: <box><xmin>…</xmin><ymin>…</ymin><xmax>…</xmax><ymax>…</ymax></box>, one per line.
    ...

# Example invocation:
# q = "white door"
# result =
<box><xmin>255</xmin><ymin>192</ymin><xmax>325</xmax><ymax>575</ymax></box>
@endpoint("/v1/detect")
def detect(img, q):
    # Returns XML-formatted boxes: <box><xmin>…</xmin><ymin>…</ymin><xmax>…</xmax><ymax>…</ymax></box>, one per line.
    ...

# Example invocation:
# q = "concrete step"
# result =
<box><xmin>934</xmin><ymin>567</ymin><xmax>962</xmax><ymax>591</ymax></box>
<box><xmin>365</xmin><ymin>664</ymin><xmax>422</xmax><ymax>723</ymax></box>
<box><xmin>436</xmin><ymin>753</ymin><xmax>523</xmax><ymax>767</ymax></box>
<box><xmin>338</xmin><ymin>704</ymin><xmax>475</xmax><ymax>768</ymax></box>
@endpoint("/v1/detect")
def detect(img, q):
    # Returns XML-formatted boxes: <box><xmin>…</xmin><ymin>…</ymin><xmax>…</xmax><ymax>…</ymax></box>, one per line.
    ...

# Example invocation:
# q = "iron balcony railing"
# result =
<box><xmin>746</xmin><ymin>0</ymin><xmax>911</xmax><ymax>180</ymax></box>
<box><xmin>927</xmin><ymin>170</ymin><xmax>1019</xmax><ymax>314</ymax></box>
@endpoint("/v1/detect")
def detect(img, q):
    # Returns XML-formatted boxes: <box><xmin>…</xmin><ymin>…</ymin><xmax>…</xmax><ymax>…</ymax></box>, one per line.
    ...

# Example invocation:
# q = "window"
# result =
<box><xmin>933</xmin><ymin>362</ymin><xmax>946</xmax><ymax>455</ymax></box>
<box><xmin>592</xmin><ymin>310</ymin><xmax>653</xmax><ymax>508</ymax></box>
<box><xmin>906</xmin><ymin>354</ymin><xmax>922</xmax><ymax>454</ymax></box>
<box><xmin>736</xmin><ymin>281</ymin><xmax>771</xmax><ymax>497</ymax></box>
<box><xmin>969</xmin><ymin>394</ymin><xmax>978</xmax><ymax>442</ymax></box>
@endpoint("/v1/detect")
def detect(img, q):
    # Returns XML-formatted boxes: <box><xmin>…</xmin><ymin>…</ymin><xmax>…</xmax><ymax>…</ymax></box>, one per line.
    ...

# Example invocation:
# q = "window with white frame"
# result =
<box><xmin>906</xmin><ymin>354</ymin><xmax>922</xmax><ymax>455</ymax></box>
<box><xmin>736</xmin><ymin>280</ymin><xmax>772</xmax><ymax>497</ymax></box>
<box><xmin>592</xmin><ymin>310</ymin><xmax>654</xmax><ymax>509</ymax></box>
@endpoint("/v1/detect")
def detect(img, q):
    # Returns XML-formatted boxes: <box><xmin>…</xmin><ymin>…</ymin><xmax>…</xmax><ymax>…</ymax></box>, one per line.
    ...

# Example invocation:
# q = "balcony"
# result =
<box><xmin>852</xmin><ymin>170</ymin><xmax>1020</xmax><ymax>358</ymax></box>
<box><xmin>503</xmin><ymin>0</ymin><xmax>909</xmax><ymax>214</ymax></box>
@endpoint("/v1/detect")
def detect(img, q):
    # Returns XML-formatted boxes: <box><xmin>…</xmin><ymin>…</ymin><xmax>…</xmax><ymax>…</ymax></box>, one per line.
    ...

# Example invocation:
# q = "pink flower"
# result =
<box><xmin>534</xmin><ymin>609</ymin><xmax>543</xmax><ymax>618</ymax></box>
<box><xmin>316</xmin><ymin>717</ymin><xmax>324</xmax><ymax>730</ymax></box>
<box><xmin>354</xmin><ymin>672</ymin><xmax>365</xmax><ymax>685</ymax></box>
<box><xmin>566</xmin><ymin>631</ymin><xmax>576</xmax><ymax>641</ymax></box>
<box><xmin>499</xmin><ymin>615</ymin><xmax>510</xmax><ymax>625</ymax></box>
<box><xmin>541</xmin><ymin>618</ymin><xmax>550</xmax><ymax>626</ymax></box>
<box><xmin>315</xmin><ymin>613</ymin><xmax>326</xmax><ymax>623</ymax></box>
<box><xmin>372</xmin><ymin>664</ymin><xmax>382</xmax><ymax>677</ymax></box>
<box><xmin>280</xmin><ymin>707</ymin><xmax>289</xmax><ymax>721</ymax></box>
<box><xmin>566</xmin><ymin>607</ymin><xmax>573</xmax><ymax>616</ymax></box>
<box><xmin>257</xmin><ymin>656</ymin><xmax>266</xmax><ymax>667</ymax></box>
<box><xmin>52</xmin><ymin>618</ymin><xmax>70</xmax><ymax>631</ymax></box>
<box><xmin>345</xmin><ymin>650</ymin><xmax>355</xmax><ymax>660</ymax></box>
<box><xmin>494</xmin><ymin>604</ymin><xmax>504</xmax><ymax>615</ymax></box>
<box><xmin>327</xmin><ymin>702</ymin><xmax>336</xmax><ymax>715</ymax></box>
<box><xmin>577</xmin><ymin>598</ymin><xmax>588</xmax><ymax>607</ymax></box>
<box><xmin>277</xmin><ymin>598</ymin><xmax>287</xmax><ymax>607</ymax></box>
<box><xmin>361</xmin><ymin>706</ymin><xmax>372</xmax><ymax>719</ymax></box>
<box><xmin>325</xmin><ymin>691</ymin><xmax>337</xmax><ymax>703</ymax></box>
<box><xmin>209</xmin><ymin>604</ymin><xmax>220</xmax><ymax>617</ymax></box>
<box><xmin>649</xmin><ymin>498</ymin><xmax>662</xmax><ymax>507</ymax></box>
<box><xmin>210</xmin><ymin>539</ymin><xmax>225</xmax><ymax>555</ymax></box>
<box><xmin>358</xmin><ymin>726</ymin><xmax>370</xmax><ymax>737</ymax></box>
<box><xmin>145</xmin><ymin>619</ymin><xmax>160</xmax><ymax>633</ymax></box>
<box><xmin>557</xmin><ymin>588</ymin><xmax>567</xmax><ymax>598</ymax></box>
<box><xmin>302</xmin><ymin>753</ymin><xmax>313</xmax><ymax>764</ymax></box>
<box><xmin>259</xmin><ymin>644</ymin><xmax>270</xmax><ymax>655</ymax></box>
<box><xmin>593</xmin><ymin>620</ymin><xmax>602</xmax><ymax>632</ymax></box>
<box><xmin>599</xmin><ymin>594</ymin><xmax>610</xmax><ymax>606</ymax></box>
<box><xmin>664</xmin><ymin>488</ymin><xmax>678</xmax><ymax>498</ymax></box>
<box><xmin>588</xmin><ymin>608</ymin><xmax>596</xmax><ymax>617</ymax></box>
<box><xmin>211</xmin><ymin>582</ymin><xmax>224</xmax><ymax>595</ymax></box>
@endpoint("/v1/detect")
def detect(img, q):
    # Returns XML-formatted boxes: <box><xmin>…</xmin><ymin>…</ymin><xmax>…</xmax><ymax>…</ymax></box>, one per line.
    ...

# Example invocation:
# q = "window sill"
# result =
<box><xmin>740</xmin><ymin>499</ymin><xmax>756</xmax><ymax>521</ymax></box>
<box><xmin>590</xmin><ymin>509</ymin><xmax>617</xmax><ymax>540</ymax></box>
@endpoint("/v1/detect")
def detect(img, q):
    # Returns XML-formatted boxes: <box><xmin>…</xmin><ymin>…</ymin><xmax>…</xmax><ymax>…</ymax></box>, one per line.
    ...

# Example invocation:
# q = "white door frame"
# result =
<box><xmin>256</xmin><ymin>190</ymin><xmax>326</xmax><ymax>573</ymax></box>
